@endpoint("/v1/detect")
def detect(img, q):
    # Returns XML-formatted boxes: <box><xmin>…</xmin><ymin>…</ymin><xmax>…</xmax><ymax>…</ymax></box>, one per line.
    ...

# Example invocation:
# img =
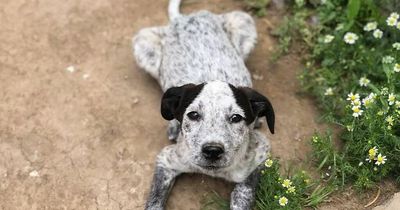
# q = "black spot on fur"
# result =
<box><xmin>161</xmin><ymin>83</ymin><xmax>205</xmax><ymax>122</ymax></box>
<box><xmin>147</xmin><ymin>51</ymin><xmax>155</xmax><ymax>58</ymax></box>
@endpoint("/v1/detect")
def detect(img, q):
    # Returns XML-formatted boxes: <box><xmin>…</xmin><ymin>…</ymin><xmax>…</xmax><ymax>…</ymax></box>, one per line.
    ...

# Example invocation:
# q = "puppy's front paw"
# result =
<box><xmin>145</xmin><ymin>205</ymin><xmax>163</xmax><ymax>210</ymax></box>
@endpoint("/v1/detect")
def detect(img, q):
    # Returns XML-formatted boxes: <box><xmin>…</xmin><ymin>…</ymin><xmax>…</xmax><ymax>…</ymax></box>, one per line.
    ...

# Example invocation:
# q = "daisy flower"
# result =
<box><xmin>369</xmin><ymin>146</ymin><xmax>378</xmax><ymax>158</ymax></box>
<box><xmin>359</xmin><ymin>77</ymin><xmax>370</xmax><ymax>87</ymax></box>
<box><xmin>324</xmin><ymin>35</ymin><xmax>334</xmax><ymax>43</ymax></box>
<box><xmin>386</xmin><ymin>116</ymin><xmax>394</xmax><ymax>126</ymax></box>
<box><xmin>395</xmin><ymin>101</ymin><xmax>400</xmax><ymax>108</ymax></box>
<box><xmin>265</xmin><ymin>159</ymin><xmax>273</xmax><ymax>168</ymax></box>
<box><xmin>393</xmin><ymin>43</ymin><xmax>400</xmax><ymax>50</ymax></box>
<box><xmin>288</xmin><ymin>186</ymin><xmax>296</xmax><ymax>194</ymax></box>
<box><xmin>344</xmin><ymin>32</ymin><xmax>359</xmax><ymax>44</ymax></box>
<box><xmin>381</xmin><ymin>87</ymin><xmax>389</xmax><ymax>95</ymax></box>
<box><xmin>383</xmin><ymin>56</ymin><xmax>395</xmax><ymax>64</ymax></box>
<box><xmin>312</xmin><ymin>136</ymin><xmax>319</xmax><ymax>143</ymax></box>
<box><xmin>366</xmin><ymin>156</ymin><xmax>374</xmax><ymax>163</ymax></box>
<box><xmin>324</xmin><ymin>87</ymin><xmax>334</xmax><ymax>96</ymax></box>
<box><xmin>394</xmin><ymin>63</ymin><xmax>400</xmax><ymax>72</ymax></box>
<box><xmin>369</xmin><ymin>93</ymin><xmax>377</xmax><ymax>99</ymax></box>
<box><xmin>387</xmin><ymin>17</ymin><xmax>398</xmax><ymax>26</ymax></box>
<box><xmin>347</xmin><ymin>93</ymin><xmax>360</xmax><ymax>102</ymax></box>
<box><xmin>389</xmin><ymin>12</ymin><xmax>400</xmax><ymax>20</ymax></box>
<box><xmin>373</xmin><ymin>29</ymin><xmax>383</xmax><ymax>39</ymax></box>
<box><xmin>282</xmin><ymin>179</ymin><xmax>292</xmax><ymax>188</ymax></box>
<box><xmin>279</xmin><ymin>196</ymin><xmax>289</xmax><ymax>206</ymax></box>
<box><xmin>346</xmin><ymin>125</ymin><xmax>354</xmax><ymax>132</ymax></box>
<box><xmin>388</xmin><ymin>93</ymin><xmax>396</xmax><ymax>105</ymax></box>
<box><xmin>363</xmin><ymin>21</ymin><xmax>377</xmax><ymax>31</ymax></box>
<box><xmin>375</xmin><ymin>154</ymin><xmax>387</xmax><ymax>165</ymax></box>
<box><xmin>362</xmin><ymin>95</ymin><xmax>375</xmax><ymax>108</ymax></box>
<box><xmin>387</xmin><ymin>13</ymin><xmax>399</xmax><ymax>26</ymax></box>
<box><xmin>352</xmin><ymin>106</ymin><xmax>363</xmax><ymax>118</ymax></box>
<box><xmin>352</xmin><ymin>99</ymin><xmax>361</xmax><ymax>107</ymax></box>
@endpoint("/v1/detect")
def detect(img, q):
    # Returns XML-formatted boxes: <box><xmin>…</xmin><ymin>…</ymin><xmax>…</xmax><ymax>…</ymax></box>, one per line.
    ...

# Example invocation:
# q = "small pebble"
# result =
<box><xmin>29</xmin><ymin>170</ymin><xmax>39</xmax><ymax>177</ymax></box>
<box><xmin>83</xmin><ymin>73</ymin><xmax>90</xmax><ymax>80</ymax></box>
<box><xmin>129</xmin><ymin>187</ymin><xmax>136</xmax><ymax>194</ymax></box>
<box><xmin>66</xmin><ymin>66</ymin><xmax>75</xmax><ymax>73</ymax></box>
<box><xmin>252</xmin><ymin>74</ymin><xmax>264</xmax><ymax>80</ymax></box>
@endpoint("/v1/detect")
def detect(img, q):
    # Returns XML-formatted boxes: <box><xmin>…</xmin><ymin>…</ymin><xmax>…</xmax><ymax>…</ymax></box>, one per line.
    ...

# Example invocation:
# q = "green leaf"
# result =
<box><xmin>346</xmin><ymin>0</ymin><xmax>361</xmax><ymax>21</ymax></box>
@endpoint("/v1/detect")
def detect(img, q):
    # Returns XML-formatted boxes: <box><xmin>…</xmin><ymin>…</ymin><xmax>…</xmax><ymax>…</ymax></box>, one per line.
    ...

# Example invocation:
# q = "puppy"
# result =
<box><xmin>133</xmin><ymin>0</ymin><xmax>275</xmax><ymax>209</ymax></box>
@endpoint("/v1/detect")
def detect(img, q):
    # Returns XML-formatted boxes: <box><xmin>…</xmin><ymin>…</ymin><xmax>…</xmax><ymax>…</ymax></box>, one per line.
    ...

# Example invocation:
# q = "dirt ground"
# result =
<box><xmin>0</xmin><ymin>0</ymin><xmax>394</xmax><ymax>209</ymax></box>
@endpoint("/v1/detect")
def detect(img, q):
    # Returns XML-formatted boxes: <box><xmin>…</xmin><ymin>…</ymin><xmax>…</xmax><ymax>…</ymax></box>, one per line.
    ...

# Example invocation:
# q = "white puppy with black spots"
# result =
<box><xmin>133</xmin><ymin>0</ymin><xmax>275</xmax><ymax>209</ymax></box>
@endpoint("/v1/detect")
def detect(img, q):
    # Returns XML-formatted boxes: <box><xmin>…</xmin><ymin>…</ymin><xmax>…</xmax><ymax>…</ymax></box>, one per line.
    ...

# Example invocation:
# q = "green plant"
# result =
<box><xmin>243</xmin><ymin>0</ymin><xmax>271</xmax><ymax>17</ymax></box>
<box><xmin>269</xmin><ymin>0</ymin><xmax>400</xmax><ymax>190</ymax></box>
<box><xmin>256</xmin><ymin>159</ymin><xmax>334</xmax><ymax>209</ymax></box>
<box><xmin>202</xmin><ymin>158</ymin><xmax>334</xmax><ymax>210</ymax></box>
<box><xmin>201</xmin><ymin>192</ymin><xmax>230</xmax><ymax>210</ymax></box>
<box><xmin>300</xmin><ymin>0</ymin><xmax>400</xmax><ymax>189</ymax></box>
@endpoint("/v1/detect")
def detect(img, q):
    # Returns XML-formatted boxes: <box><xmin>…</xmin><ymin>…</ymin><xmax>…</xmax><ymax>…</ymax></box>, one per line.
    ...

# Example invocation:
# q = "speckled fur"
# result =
<box><xmin>133</xmin><ymin>2</ymin><xmax>272</xmax><ymax>210</ymax></box>
<box><xmin>133</xmin><ymin>10</ymin><xmax>256</xmax><ymax>91</ymax></box>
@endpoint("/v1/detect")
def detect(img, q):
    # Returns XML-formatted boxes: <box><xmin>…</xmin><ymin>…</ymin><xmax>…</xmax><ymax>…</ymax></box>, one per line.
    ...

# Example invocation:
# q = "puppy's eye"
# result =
<box><xmin>230</xmin><ymin>114</ymin><xmax>243</xmax><ymax>123</ymax></box>
<box><xmin>187</xmin><ymin>111</ymin><xmax>201</xmax><ymax>121</ymax></box>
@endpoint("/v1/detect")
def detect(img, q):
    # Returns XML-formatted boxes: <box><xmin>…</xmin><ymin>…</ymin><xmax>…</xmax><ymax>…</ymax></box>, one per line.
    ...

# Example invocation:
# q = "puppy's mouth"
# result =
<box><xmin>201</xmin><ymin>165</ymin><xmax>220</xmax><ymax>170</ymax></box>
<box><xmin>197</xmin><ymin>162</ymin><xmax>228</xmax><ymax>170</ymax></box>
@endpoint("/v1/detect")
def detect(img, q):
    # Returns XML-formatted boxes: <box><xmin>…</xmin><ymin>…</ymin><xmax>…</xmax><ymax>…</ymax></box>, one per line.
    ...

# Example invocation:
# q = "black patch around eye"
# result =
<box><xmin>161</xmin><ymin>83</ymin><xmax>205</xmax><ymax>122</ymax></box>
<box><xmin>187</xmin><ymin>111</ymin><xmax>201</xmax><ymax>121</ymax></box>
<box><xmin>228</xmin><ymin>84</ymin><xmax>275</xmax><ymax>134</ymax></box>
<box><xmin>228</xmin><ymin>84</ymin><xmax>255</xmax><ymax>125</ymax></box>
<box><xmin>230</xmin><ymin>114</ymin><xmax>243</xmax><ymax>123</ymax></box>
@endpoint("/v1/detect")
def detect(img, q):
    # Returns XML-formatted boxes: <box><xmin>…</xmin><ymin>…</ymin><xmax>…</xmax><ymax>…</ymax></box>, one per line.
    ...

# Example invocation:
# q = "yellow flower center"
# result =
<box><xmin>282</xmin><ymin>179</ymin><xmax>292</xmax><ymax>188</ymax></box>
<box><xmin>279</xmin><ymin>197</ymin><xmax>288</xmax><ymax>206</ymax></box>
<box><xmin>369</xmin><ymin>148</ymin><xmax>376</xmax><ymax>157</ymax></box>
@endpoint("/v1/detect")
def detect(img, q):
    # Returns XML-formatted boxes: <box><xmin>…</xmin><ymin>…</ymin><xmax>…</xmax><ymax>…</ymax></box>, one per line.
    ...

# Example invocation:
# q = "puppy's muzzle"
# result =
<box><xmin>201</xmin><ymin>143</ymin><xmax>224</xmax><ymax>161</ymax></box>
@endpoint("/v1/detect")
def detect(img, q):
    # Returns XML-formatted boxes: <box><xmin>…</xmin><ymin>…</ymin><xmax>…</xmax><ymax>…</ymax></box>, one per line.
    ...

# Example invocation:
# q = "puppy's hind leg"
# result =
<box><xmin>132</xmin><ymin>27</ymin><xmax>167</xmax><ymax>80</ymax></box>
<box><xmin>220</xmin><ymin>11</ymin><xmax>257</xmax><ymax>60</ymax></box>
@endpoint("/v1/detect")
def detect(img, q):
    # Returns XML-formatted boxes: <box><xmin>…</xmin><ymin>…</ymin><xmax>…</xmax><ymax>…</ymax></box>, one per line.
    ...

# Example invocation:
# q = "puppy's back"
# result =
<box><xmin>160</xmin><ymin>11</ymin><xmax>252</xmax><ymax>91</ymax></box>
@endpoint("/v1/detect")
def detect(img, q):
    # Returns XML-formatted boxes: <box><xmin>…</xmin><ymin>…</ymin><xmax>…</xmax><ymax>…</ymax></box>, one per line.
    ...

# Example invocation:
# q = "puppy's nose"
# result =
<box><xmin>202</xmin><ymin>144</ymin><xmax>224</xmax><ymax>161</ymax></box>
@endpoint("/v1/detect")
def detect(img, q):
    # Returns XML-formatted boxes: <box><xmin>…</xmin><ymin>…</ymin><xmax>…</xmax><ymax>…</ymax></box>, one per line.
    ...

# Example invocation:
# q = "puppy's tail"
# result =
<box><xmin>168</xmin><ymin>0</ymin><xmax>182</xmax><ymax>20</ymax></box>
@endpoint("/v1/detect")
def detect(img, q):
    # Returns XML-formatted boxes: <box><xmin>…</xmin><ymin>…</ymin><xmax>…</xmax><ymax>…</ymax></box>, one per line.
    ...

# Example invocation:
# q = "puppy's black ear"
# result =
<box><xmin>161</xmin><ymin>86</ymin><xmax>184</xmax><ymax>121</ymax></box>
<box><xmin>161</xmin><ymin>83</ymin><xmax>204</xmax><ymax>122</ymax></box>
<box><xmin>230</xmin><ymin>85</ymin><xmax>275</xmax><ymax>134</ymax></box>
<box><xmin>243</xmin><ymin>88</ymin><xmax>275</xmax><ymax>134</ymax></box>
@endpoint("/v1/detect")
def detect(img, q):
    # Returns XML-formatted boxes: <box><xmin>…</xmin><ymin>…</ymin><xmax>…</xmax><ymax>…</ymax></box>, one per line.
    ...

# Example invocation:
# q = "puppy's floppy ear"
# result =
<box><xmin>230</xmin><ymin>85</ymin><xmax>275</xmax><ymax>134</ymax></box>
<box><xmin>161</xmin><ymin>83</ymin><xmax>204</xmax><ymax>122</ymax></box>
<box><xmin>242</xmin><ymin>88</ymin><xmax>275</xmax><ymax>134</ymax></box>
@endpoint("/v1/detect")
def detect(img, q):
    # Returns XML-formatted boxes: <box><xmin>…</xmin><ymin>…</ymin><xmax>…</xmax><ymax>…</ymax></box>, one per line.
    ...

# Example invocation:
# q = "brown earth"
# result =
<box><xmin>0</xmin><ymin>0</ymin><xmax>394</xmax><ymax>209</ymax></box>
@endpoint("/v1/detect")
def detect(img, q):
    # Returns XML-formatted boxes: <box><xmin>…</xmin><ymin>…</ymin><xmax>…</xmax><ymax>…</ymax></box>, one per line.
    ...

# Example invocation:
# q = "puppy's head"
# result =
<box><xmin>161</xmin><ymin>81</ymin><xmax>274</xmax><ymax>170</ymax></box>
